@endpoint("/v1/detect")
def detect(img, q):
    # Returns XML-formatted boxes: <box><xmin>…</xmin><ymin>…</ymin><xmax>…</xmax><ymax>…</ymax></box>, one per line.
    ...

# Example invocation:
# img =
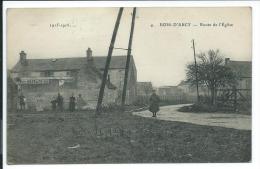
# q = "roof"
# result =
<box><xmin>78</xmin><ymin>62</ymin><xmax>117</xmax><ymax>89</ymax></box>
<box><xmin>137</xmin><ymin>81</ymin><xmax>153</xmax><ymax>86</ymax></box>
<box><xmin>158</xmin><ymin>86</ymin><xmax>178</xmax><ymax>89</ymax></box>
<box><xmin>226</xmin><ymin>60</ymin><xmax>252</xmax><ymax>78</ymax></box>
<box><xmin>177</xmin><ymin>80</ymin><xmax>189</xmax><ymax>86</ymax></box>
<box><xmin>137</xmin><ymin>82</ymin><xmax>153</xmax><ymax>90</ymax></box>
<box><xmin>11</xmin><ymin>55</ymin><xmax>131</xmax><ymax>72</ymax></box>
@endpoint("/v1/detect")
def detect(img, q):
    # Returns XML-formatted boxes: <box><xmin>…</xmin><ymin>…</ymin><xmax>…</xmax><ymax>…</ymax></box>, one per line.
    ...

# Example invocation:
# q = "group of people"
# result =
<box><xmin>51</xmin><ymin>90</ymin><xmax>161</xmax><ymax>116</ymax></box>
<box><xmin>51</xmin><ymin>93</ymin><xmax>86</xmax><ymax>112</ymax></box>
<box><xmin>17</xmin><ymin>90</ymin><xmax>160</xmax><ymax>116</ymax></box>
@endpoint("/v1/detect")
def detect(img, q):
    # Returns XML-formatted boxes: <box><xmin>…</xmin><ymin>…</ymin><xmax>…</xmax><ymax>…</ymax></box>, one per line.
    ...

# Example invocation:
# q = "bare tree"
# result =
<box><xmin>186</xmin><ymin>49</ymin><xmax>237</xmax><ymax>105</ymax></box>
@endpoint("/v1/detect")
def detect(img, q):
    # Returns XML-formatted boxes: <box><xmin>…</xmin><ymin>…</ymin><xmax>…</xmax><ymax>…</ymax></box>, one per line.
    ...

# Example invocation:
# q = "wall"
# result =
<box><xmin>106</xmin><ymin>62</ymin><xmax>137</xmax><ymax>105</ymax></box>
<box><xmin>237</xmin><ymin>77</ymin><xmax>251</xmax><ymax>89</ymax></box>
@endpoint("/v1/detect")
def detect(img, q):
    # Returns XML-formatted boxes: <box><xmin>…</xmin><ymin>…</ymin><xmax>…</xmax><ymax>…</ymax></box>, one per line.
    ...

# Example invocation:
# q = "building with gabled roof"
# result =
<box><xmin>10</xmin><ymin>48</ymin><xmax>137</xmax><ymax>111</ymax></box>
<box><xmin>225</xmin><ymin>58</ymin><xmax>251</xmax><ymax>90</ymax></box>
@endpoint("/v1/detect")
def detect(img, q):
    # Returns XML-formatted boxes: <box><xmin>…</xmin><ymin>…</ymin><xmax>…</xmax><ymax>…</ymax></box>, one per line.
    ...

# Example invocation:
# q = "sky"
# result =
<box><xmin>7</xmin><ymin>7</ymin><xmax>251</xmax><ymax>87</ymax></box>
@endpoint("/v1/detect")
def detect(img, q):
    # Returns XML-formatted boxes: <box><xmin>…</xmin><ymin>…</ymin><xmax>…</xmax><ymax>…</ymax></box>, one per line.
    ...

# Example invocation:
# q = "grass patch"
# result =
<box><xmin>178</xmin><ymin>103</ymin><xmax>251</xmax><ymax>115</ymax></box>
<box><xmin>178</xmin><ymin>103</ymin><xmax>218</xmax><ymax>113</ymax></box>
<box><xmin>7</xmin><ymin>107</ymin><xmax>251</xmax><ymax>164</ymax></box>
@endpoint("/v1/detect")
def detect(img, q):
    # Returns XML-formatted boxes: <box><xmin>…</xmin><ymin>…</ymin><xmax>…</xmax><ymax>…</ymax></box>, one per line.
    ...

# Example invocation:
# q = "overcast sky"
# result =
<box><xmin>7</xmin><ymin>7</ymin><xmax>251</xmax><ymax>87</ymax></box>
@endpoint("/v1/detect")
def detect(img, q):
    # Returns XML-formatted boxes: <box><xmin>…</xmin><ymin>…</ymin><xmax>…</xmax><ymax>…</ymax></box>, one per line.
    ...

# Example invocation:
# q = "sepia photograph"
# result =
<box><xmin>5</xmin><ymin>6</ymin><xmax>252</xmax><ymax>164</ymax></box>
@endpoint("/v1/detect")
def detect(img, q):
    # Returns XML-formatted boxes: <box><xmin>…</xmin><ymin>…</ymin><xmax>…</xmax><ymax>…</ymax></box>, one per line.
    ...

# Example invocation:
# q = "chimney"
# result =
<box><xmin>86</xmin><ymin>47</ymin><xmax>93</xmax><ymax>61</ymax></box>
<box><xmin>225</xmin><ymin>58</ymin><xmax>230</xmax><ymax>65</ymax></box>
<box><xmin>20</xmin><ymin>51</ymin><xmax>27</xmax><ymax>66</ymax></box>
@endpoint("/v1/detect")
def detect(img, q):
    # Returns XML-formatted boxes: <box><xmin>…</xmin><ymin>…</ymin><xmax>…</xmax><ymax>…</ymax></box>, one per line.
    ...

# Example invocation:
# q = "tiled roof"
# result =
<box><xmin>226</xmin><ymin>60</ymin><xmax>252</xmax><ymax>78</ymax></box>
<box><xmin>12</xmin><ymin>55</ymin><xmax>130</xmax><ymax>72</ymax></box>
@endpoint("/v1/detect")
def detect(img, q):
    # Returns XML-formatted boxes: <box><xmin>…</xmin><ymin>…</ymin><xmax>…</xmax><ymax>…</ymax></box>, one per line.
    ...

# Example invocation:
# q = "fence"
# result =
<box><xmin>216</xmin><ymin>88</ymin><xmax>251</xmax><ymax>112</ymax></box>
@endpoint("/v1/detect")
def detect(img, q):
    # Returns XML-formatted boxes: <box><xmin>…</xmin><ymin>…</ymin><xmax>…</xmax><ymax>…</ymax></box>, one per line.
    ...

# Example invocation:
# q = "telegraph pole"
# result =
<box><xmin>96</xmin><ymin>8</ymin><xmax>124</xmax><ymax>114</ymax></box>
<box><xmin>121</xmin><ymin>7</ymin><xmax>137</xmax><ymax>108</ymax></box>
<box><xmin>192</xmin><ymin>39</ymin><xmax>200</xmax><ymax>103</ymax></box>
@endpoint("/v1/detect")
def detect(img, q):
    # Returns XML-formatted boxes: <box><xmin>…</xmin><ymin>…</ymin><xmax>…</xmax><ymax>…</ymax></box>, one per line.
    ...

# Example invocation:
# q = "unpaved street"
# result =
<box><xmin>133</xmin><ymin>104</ymin><xmax>251</xmax><ymax>130</ymax></box>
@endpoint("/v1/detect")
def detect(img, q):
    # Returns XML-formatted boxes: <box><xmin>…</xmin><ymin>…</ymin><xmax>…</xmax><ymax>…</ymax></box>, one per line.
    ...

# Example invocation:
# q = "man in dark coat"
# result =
<box><xmin>69</xmin><ymin>93</ymin><xmax>76</xmax><ymax>112</ymax></box>
<box><xmin>149</xmin><ymin>90</ymin><xmax>160</xmax><ymax>117</ymax></box>
<box><xmin>56</xmin><ymin>93</ymin><xmax>64</xmax><ymax>111</ymax></box>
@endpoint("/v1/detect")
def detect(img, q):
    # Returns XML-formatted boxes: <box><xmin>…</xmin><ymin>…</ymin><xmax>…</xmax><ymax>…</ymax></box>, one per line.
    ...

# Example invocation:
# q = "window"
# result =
<box><xmin>40</xmin><ymin>72</ymin><xmax>45</xmax><ymax>77</ymax></box>
<box><xmin>45</xmin><ymin>71</ymin><xmax>54</xmax><ymax>77</ymax></box>
<box><xmin>20</xmin><ymin>72</ymin><xmax>29</xmax><ymax>77</ymax></box>
<box><xmin>66</xmin><ymin>71</ymin><xmax>71</xmax><ymax>76</ymax></box>
<box><xmin>31</xmin><ymin>72</ymin><xmax>41</xmax><ymax>77</ymax></box>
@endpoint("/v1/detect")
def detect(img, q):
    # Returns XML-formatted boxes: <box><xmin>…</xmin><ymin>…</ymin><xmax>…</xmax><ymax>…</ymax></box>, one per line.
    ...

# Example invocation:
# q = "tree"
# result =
<box><xmin>186</xmin><ymin>49</ymin><xmax>237</xmax><ymax>105</ymax></box>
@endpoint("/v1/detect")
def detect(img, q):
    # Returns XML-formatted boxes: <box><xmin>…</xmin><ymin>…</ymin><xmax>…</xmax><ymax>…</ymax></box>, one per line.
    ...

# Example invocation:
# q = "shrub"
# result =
<box><xmin>178</xmin><ymin>103</ymin><xmax>218</xmax><ymax>113</ymax></box>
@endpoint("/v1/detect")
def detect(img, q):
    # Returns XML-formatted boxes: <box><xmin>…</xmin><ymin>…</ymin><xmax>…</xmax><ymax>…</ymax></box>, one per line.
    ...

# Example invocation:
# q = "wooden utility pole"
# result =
<box><xmin>96</xmin><ymin>8</ymin><xmax>124</xmax><ymax>113</ymax></box>
<box><xmin>192</xmin><ymin>39</ymin><xmax>200</xmax><ymax>102</ymax></box>
<box><xmin>121</xmin><ymin>7</ymin><xmax>137</xmax><ymax>107</ymax></box>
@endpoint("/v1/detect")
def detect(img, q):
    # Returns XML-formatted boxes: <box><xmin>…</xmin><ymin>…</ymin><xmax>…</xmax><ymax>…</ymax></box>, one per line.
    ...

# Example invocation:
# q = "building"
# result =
<box><xmin>7</xmin><ymin>70</ymin><xmax>18</xmax><ymax>112</ymax></box>
<box><xmin>135</xmin><ymin>82</ymin><xmax>153</xmax><ymax>104</ymax></box>
<box><xmin>157</xmin><ymin>86</ymin><xmax>188</xmax><ymax>103</ymax></box>
<box><xmin>157</xmin><ymin>86</ymin><xmax>183</xmax><ymax>97</ymax></box>
<box><xmin>136</xmin><ymin>82</ymin><xmax>153</xmax><ymax>96</ymax></box>
<box><xmin>177</xmin><ymin>58</ymin><xmax>252</xmax><ymax>105</ymax></box>
<box><xmin>177</xmin><ymin>80</ymin><xmax>208</xmax><ymax>96</ymax></box>
<box><xmin>10</xmin><ymin>48</ymin><xmax>137</xmax><ymax>110</ymax></box>
<box><xmin>225</xmin><ymin>58</ymin><xmax>252</xmax><ymax>90</ymax></box>
<box><xmin>224</xmin><ymin>58</ymin><xmax>252</xmax><ymax>104</ymax></box>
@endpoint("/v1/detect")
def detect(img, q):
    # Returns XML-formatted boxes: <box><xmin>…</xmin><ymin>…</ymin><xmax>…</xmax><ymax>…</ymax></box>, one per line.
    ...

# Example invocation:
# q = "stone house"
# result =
<box><xmin>7</xmin><ymin>70</ymin><xmax>18</xmax><ymax>112</ymax></box>
<box><xmin>224</xmin><ymin>58</ymin><xmax>252</xmax><ymax>100</ymax></box>
<box><xmin>10</xmin><ymin>48</ymin><xmax>137</xmax><ymax>110</ymax></box>
<box><xmin>225</xmin><ymin>58</ymin><xmax>252</xmax><ymax>90</ymax></box>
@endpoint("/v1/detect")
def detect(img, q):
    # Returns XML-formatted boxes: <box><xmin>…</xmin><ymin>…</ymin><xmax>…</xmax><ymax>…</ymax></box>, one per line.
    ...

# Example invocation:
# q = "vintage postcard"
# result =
<box><xmin>6</xmin><ymin>7</ymin><xmax>251</xmax><ymax>164</ymax></box>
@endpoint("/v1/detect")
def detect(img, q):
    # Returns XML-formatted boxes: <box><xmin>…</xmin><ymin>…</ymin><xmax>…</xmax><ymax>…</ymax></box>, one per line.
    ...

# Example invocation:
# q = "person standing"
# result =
<box><xmin>76</xmin><ymin>94</ymin><xmax>86</xmax><ymax>110</ymax></box>
<box><xmin>19</xmin><ymin>93</ymin><xmax>26</xmax><ymax>110</ymax></box>
<box><xmin>69</xmin><ymin>94</ymin><xmax>76</xmax><ymax>112</ymax></box>
<box><xmin>57</xmin><ymin>93</ymin><xmax>63</xmax><ymax>111</ymax></box>
<box><xmin>149</xmin><ymin>90</ymin><xmax>160</xmax><ymax>117</ymax></box>
<box><xmin>51</xmin><ymin>97</ymin><xmax>57</xmax><ymax>111</ymax></box>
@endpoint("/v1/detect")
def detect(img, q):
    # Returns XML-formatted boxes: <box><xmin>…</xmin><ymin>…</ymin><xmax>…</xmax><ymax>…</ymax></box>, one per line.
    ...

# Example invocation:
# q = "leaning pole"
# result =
<box><xmin>121</xmin><ymin>7</ymin><xmax>137</xmax><ymax>108</ymax></box>
<box><xmin>96</xmin><ymin>8</ymin><xmax>124</xmax><ymax>114</ymax></box>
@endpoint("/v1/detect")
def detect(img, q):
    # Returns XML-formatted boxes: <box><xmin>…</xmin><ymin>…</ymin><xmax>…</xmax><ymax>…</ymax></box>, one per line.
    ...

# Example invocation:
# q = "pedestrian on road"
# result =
<box><xmin>149</xmin><ymin>90</ymin><xmax>160</xmax><ymax>117</ymax></box>
<box><xmin>69</xmin><ymin>93</ymin><xmax>76</xmax><ymax>112</ymax></box>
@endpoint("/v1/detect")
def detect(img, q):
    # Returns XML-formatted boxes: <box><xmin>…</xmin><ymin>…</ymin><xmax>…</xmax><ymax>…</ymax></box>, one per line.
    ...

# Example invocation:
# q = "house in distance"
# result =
<box><xmin>10</xmin><ymin>48</ymin><xmax>137</xmax><ymax>110</ymax></box>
